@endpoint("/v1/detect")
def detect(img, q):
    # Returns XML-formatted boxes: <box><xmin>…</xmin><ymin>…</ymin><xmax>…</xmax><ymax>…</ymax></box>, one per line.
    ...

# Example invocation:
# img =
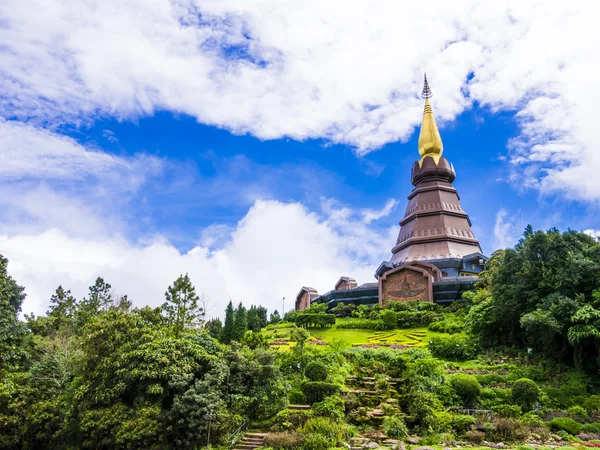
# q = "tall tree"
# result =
<box><xmin>221</xmin><ymin>301</ymin><xmax>235</xmax><ymax>344</ymax></box>
<box><xmin>76</xmin><ymin>277</ymin><xmax>113</xmax><ymax>328</ymax></box>
<box><xmin>162</xmin><ymin>273</ymin><xmax>203</xmax><ymax>337</ymax></box>
<box><xmin>269</xmin><ymin>310</ymin><xmax>281</xmax><ymax>324</ymax></box>
<box><xmin>247</xmin><ymin>305</ymin><xmax>268</xmax><ymax>332</ymax></box>
<box><xmin>232</xmin><ymin>303</ymin><xmax>248</xmax><ymax>342</ymax></box>
<box><xmin>205</xmin><ymin>318</ymin><xmax>223</xmax><ymax>340</ymax></box>
<box><xmin>0</xmin><ymin>255</ymin><xmax>26</xmax><ymax>370</ymax></box>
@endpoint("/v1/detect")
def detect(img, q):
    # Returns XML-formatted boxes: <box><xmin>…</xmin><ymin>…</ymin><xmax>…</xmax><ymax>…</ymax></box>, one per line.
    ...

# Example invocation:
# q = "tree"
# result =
<box><xmin>247</xmin><ymin>305</ymin><xmax>268</xmax><ymax>332</ymax></box>
<box><xmin>76</xmin><ymin>277</ymin><xmax>113</xmax><ymax>328</ymax></box>
<box><xmin>205</xmin><ymin>318</ymin><xmax>223</xmax><ymax>340</ymax></box>
<box><xmin>232</xmin><ymin>303</ymin><xmax>247</xmax><ymax>342</ymax></box>
<box><xmin>269</xmin><ymin>310</ymin><xmax>281</xmax><ymax>324</ymax></box>
<box><xmin>0</xmin><ymin>255</ymin><xmax>26</xmax><ymax>371</ymax></box>
<box><xmin>221</xmin><ymin>301</ymin><xmax>235</xmax><ymax>344</ymax></box>
<box><xmin>162</xmin><ymin>273</ymin><xmax>203</xmax><ymax>337</ymax></box>
<box><xmin>290</xmin><ymin>326</ymin><xmax>310</xmax><ymax>371</ymax></box>
<box><xmin>451</xmin><ymin>374</ymin><xmax>481</xmax><ymax>407</ymax></box>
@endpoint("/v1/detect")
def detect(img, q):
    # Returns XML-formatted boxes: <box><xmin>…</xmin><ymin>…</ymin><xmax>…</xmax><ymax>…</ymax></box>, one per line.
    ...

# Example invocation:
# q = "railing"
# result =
<box><xmin>227</xmin><ymin>421</ymin><xmax>248</xmax><ymax>449</ymax></box>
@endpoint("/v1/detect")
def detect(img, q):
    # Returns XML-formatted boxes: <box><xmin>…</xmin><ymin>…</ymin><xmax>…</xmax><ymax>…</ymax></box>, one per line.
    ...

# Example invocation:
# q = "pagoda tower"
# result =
<box><xmin>390</xmin><ymin>75</ymin><xmax>483</xmax><ymax>265</ymax></box>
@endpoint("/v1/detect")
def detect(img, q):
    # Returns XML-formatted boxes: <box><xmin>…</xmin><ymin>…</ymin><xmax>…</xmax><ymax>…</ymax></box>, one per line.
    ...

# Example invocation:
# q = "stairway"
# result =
<box><xmin>233</xmin><ymin>432</ymin><xmax>266</xmax><ymax>450</ymax></box>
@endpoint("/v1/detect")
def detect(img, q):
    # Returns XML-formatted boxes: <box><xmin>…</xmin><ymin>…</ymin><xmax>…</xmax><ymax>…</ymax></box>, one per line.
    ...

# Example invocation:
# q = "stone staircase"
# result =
<box><xmin>232</xmin><ymin>432</ymin><xmax>266</xmax><ymax>450</ymax></box>
<box><xmin>287</xmin><ymin>404</ymin><xmax>310</xmax><ymax>410</ymax></box>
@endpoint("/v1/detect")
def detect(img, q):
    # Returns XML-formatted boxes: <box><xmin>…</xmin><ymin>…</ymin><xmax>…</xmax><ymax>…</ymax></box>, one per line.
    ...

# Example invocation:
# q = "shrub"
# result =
<box><xmin>549</xmin><ymin>417</ymin><xmax>582</xmax><ymax>435</ymax></box>
<box><xmin>381</xmin><ymin>310</ymin><xmax>397</xmax><ymax>330</ymax></box>
<box><xmin>493</xmin><ymin>404</ymin><xmax>522</xmax><ymax>418</ymax></box>
<box><xmin>295</xmin><ymin>314</ymin><xmax>335</xmax><ymax>328</ymax></box>
<box><xmin>311</xmin><ymin>396</ymin><xmax>345</xmax><ymax>422</ymax></box>
<box><xmin>301</xmin><ymin>434</ymin><xmax>332</xmax><ymax>450</ymax></box>
<box><xmin>425</xmin><ymin>411</ymin><xmax>453</xmax><ymax>433</ymax></box>
<box><xmin>512</xmin><ymin>378</ymin><xmax>539</xmax><ymax>411</ymax></box>
<box><xmin>304</xmin><ymin>361</ymin><xmax>327</xmax><ymax>382</ymax></box>
<box><xmin>264</xmin><ymin>432</ymin><xmax>305</xmax><ymax>449</ymax></box>
<box><xmin>584</xmin><ymin>395</ymin><xmax>600</xmax><ymax>413</ymax></box>
<box><xmin>451</xmin><ymin>374</ymin><xmax>481</xmax><ymax>407</ymax></box>
<box><xmin>335</xmin><ymin>318</ymin><xmax>387</xmax><ymax>330</ymax></box>
<box><xmin>567</xmin><ymin>405</ymin><xmax>588</xmax><ymax>419</ymax></box>
<box><xmin>428</xmin><ymin>336</ymin><xmax>479</xmax><ymax>361</ymax></box>
<box><xmin>299</xmin><ymin>417</ymin><xmax>344</xmax><ymax>445</ymax></box>
<box><xmin>382</xmin><ymin>415</ymin><xmax>408</xmax><ymax>439</ymax></box>
<box><xmin>465</xmin><ymin>430</ymin><xmax>485</xmax><ymax>443</ymax></box>
<box><xmin>274</xmin><ymin>409</ymin><xmax>312</xmax><ymax>430</ymax></box>
<box><xmin>487</xmin><ymin>418</ymin><xmax>525</xmax><ymax>442</ymax></box>
<box><xmin>582</xmin><ymin>422</ymin><xmax>600</xmax><ymax>433</ymax></box>
<box><xmin>288</xmin><ymin>388</ymin><xmax>305</xmax><ymax>405</ymax></box>
<box><xmin>300</xmin><ymin>382</ymin><xmax>340</xmax><ymax>404</ymax></box>
<box><xmin>451</xmin><ymin>414</ymin><xmax>477</xmax><ymax>433</ymax></box>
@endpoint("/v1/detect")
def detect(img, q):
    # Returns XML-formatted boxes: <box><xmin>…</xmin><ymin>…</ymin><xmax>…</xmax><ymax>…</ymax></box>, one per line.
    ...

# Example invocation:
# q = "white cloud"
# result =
<box><xmin>493</xmin><ymin>208</ymin><xmax>520</xmax><ymax>250</ymax></box>
<box><xmin>2</xmin><ymin>0</ymin><xmax>600</xmax><ymax>200</ymax></box>
<box><xmin>1</xmin><ymin>199</ymin><xmax>395</xmax><ymax>318</ymax></box>
<box><xmin>585</xmin><ymin>229</ymin><xmax>600</xmax><ymax>240</ymax></box>
<box><xmin>362</xmin><ymin>199</ymin><xmax>398</xmax><ymax>224</ymax></box>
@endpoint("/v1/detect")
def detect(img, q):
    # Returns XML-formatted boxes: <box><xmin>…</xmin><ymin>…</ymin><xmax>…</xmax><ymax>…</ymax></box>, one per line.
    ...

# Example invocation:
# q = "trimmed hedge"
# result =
<box><xmin>300</xmin><ymin>381</ymin><xmax>340</xmax><ymax>404</ymax></box>
<box><xmin>336</xmin><ymin>319</ymin><xmax>387</xmax><ymax>330</ymax></box>
<box><xmin>295</xmin><ymin>313</ymin><xmax>335</xmax><ymax>328</ymax></box>
<box><xmin>548</xmin><ymin>417</ymin><xmax>582</xmax><ymax>435</ymax></box>
<box><xmin>305</xmin><ymin>361</ymin><xmax>327</xmax><ymax>382</ymax></box>
<box><xmin>428</xmin><ymin>336</ymin><xmax>479</xmax><ymax>361</ymax></box>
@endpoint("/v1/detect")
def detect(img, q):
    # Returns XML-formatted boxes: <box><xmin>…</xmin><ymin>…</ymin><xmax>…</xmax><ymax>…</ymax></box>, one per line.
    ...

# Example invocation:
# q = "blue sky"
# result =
<box><xmin>1</xmin><ymin>0</ymin><xmax>599</xmax><ymax>317</ymax></box>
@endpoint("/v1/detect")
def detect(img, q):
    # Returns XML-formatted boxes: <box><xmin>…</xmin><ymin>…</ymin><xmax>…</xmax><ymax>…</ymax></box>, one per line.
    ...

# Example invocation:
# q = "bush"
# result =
<box><xmin>451</xmin><ymin>374</ymin><xmax>481</xmax><ymax>407</ymax></box>
<box><xmin>299</xmin><ymin>417</ymin><xmax>344</xmax><ymax>446</ymax></box>
<box><xmin>548</xmin><ymin>417</ymin><xmax>582</xmax><ymax>435</ymax></box>
<box><xmin>582</xmin><ymin>422</ymin><xmax>600</xmax><ymax>433</ymax></box>
<box><xmin>428</xmin><ymin>336</ymin><xmax>479</xmax><ymax>361</ymax></box>
<box><xmin>300</xmin><ymin>382</ymin><xmax>340</xmax><ymax>404</ymax></box>
<box><xmin>512</xmin><ymin>378</ymin><xmax>540</xmax><ymax>411</ymax></box>
<box><xmin>487</xmin><ymin>417</ymin><xmax>525</xmax><ymax>442</ymax></box>
<box><xmin>301</xmin><ymin>434</ymin><xmax>332</xmax><ymax>450</ymax></box>
<box><xmin>304</xmin><ymin>361</ymin><xmax>327</xmax><ymax>382</ymax></box>
<box><xmin>381</xmin><ymin>310</ymin><xmax>397</xmax><ymax>330</ymax></box>
<box><xmin>295</xmin><ymin>314</ymin><xmax>335</xmax><ymax>328</ymax></box>
<box><xmin>465</xmin><ymin>430</ymin><xmax>485</xmax><ymax>443</ymax></box>
<box><xmin>382</xmin><ymin>415</ymin><xmax>408</xmax><ymax>439</ymax></box>
<box><xmin>567</xmin><ymin>405</ymin><xmax>588</xmax><ymax>419</ymax></box>
<box><xmin>288</xmin><ymin>388</ymin><xmax>305</xmax><ymax>405</ymax></box>
<box><xmin>264</xmin><ymin>432</ymin><xmax>305</xmax><ymax>449</ymax></box>
<box><xmin>451</xmin><ymin>414</ymin><xmax>477</xmax><ymax>433</ymax></box>
<box><xmin>274</xmin><ymin>409</ymin><xmax>312</xmax><ymax>430</ymax></box>
<box><xmin>584</xmin><ymin>395</ymin><xmax>600</xmax><ymax>413</ymax></box>
<box><xmin>493</xmin><ymin>404</ymin><xmax>522</xmax><ymax>418</ymax></box>
<box><xmin>311</xmin><ymin>396</ymin><xmax>345</xmax><ymax>422</ymax></box>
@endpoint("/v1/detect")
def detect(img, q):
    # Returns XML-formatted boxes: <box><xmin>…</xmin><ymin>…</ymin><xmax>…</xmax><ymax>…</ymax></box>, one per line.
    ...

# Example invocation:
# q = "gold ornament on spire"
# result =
<box><xmin>417</xmin><ymin>73</ymin><xmax>443</xmax><ymax>167</ymax></box>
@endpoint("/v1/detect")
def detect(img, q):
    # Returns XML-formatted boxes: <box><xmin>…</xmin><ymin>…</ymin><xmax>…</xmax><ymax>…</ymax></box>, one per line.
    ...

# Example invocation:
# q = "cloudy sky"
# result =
<box><xmin>1</xmin><ymin>0</ymin><xmax>599</xmax><ymax>318</ymax></box>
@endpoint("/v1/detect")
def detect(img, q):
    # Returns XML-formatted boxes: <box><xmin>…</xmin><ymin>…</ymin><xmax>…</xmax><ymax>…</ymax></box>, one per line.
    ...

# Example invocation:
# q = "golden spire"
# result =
<box><xmin>417</xmin><ymin>73</ymin><xmax>443</xmax><ymax>167</ymax></box>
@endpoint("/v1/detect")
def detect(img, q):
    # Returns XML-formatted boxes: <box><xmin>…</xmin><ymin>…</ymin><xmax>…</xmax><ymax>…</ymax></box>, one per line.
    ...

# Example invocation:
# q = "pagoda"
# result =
<box><xmin>389</xmin><ymin>74</ymin><xmax>483</xmax><ymax>267</ymax></box>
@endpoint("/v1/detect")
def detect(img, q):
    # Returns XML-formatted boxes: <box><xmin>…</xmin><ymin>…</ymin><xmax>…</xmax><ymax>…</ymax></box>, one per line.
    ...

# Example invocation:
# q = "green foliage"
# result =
<box><xmin>300</xmin><ymin>381</ymin><xmax>340</xmax><ymax>404</ymax></box>
<box><xmin>222</xmin><ymin>300</ymin><xmax>235</xmax><ymax>344</ymax></box>
<box><xmin>269</xmin><ymin>309</ymin><xmax>281</xmax><ymax>324</ymax></box>
<box><xmin>274</xmin><ymin>409</ymin><xmax>312</xmax><ymax>430</ymax></box>
<box><xmin>288</xmin><ymin>388</ymin><xmax>306</xmax><ymax>404</ymax></box>
<box><xmin>584</xmin><ymin>395</ymin><xmax>600</xmax><ymax>413</ymax></box>
<box><xmin>581</xmin><ymin>422</ymin><xmax>600</xmax><ymax>433</ymax></box>
<box><xmin>335</xmin><ymin>318</ymin><xmax>386</xmax><ymax>330</ymax></box>
<box><xmin>511</xmin><ymin>378</ymin><xmax>540</xmax><ymax>411</ymax></box>
<box><xmin>162</xmin><ymin>273</ymin><xmax>203</xmax><ymax>337</ymax></box>
<box><xmin>486</xmin><ymin>417</ymin><xmax>526</xmax><ymax>442</ymax></box>
<box><xmin>301</xmin><ymin>434</ymin><xmax>332</xmax><ymax>450</ymax></box>
<box><xmin>205</xmin><ymin>317</ymin><xmax>223</xmax><ymax>339</ymax></box>
<box><xmin>247</xmin><ymin>305</ymin><xmax>268</xmax><ymax>332</ymax></box>
<box><xmin>451</xmin><ymin>414</ymin><xmax>477</xmax><ymax>433</ymax></box>
<box><xmin>387</xmin><ymin>300</ymin><xmax>444</xmax><ymax>328</ymax></box>
<box><xmin>295</xmin><ymin>313</ymin><xmax>335</xmax><ymax>328</ymax></box>
<box><xmin>264</xmin><ymin>432</ymin><xmax>305</xmax><ymax>449</ymax></box>
<box><xmin>428</xmin><ymin>313</ymin><xmax>465</xmax><ymax>334</ymax></box>
<box><xmin>0</xmin><ymin>255</ymin><xmax>26</xmax><ymax>371</ymax></box>
<box><xmin>548</xmin><ymin>417</ymin><xmax>582</xmax><ymax>435</ymax></box>
<box><xmin>450</xmin><ymin>374</ymin><xmax>481</xmax><ymax>407</ymax></box>
<box><xmin>305</xmin><ymin>360</ymin><xmax>328</xmax><ymax>381</ymax></box>
<box><xmin>567</xmin><ymin>405</ymin><xmax>588</xmax><ymax>419</ymax></box>
<box><xmin>493</xmin><ymin>404</ymin><xmax>523</xmax><ymax>418</ymax></box>
<box><xmin>381</xmin><ymin>310</ymin><xmax>397</xmax><ymax>329</ymax></box>
<box><xmin>233</xmin><ymin>302</ymin><xmax>248</xmax><ymax>341</ymax></box>
<box><xmin>428</xmin><ymin>336</ymin><xmax>479</xmax><ymax>361</ymax></box>
<box><xmin>299</xmin><ymin>417</ymin><xmax>344</xmax><ymax>448</ymax></box>
<box><xmin>312</xmin><ymin>396</ymin><xmax>345</xmax><ymax>422</ymax></box>
<box><xmin>383</xmin><ymin>414</ymin><xmax>408</xmax><ymax>438</ymax></box>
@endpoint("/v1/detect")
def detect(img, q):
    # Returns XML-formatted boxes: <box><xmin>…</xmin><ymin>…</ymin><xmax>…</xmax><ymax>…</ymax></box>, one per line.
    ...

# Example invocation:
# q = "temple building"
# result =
<box><xmin>296</xmin><ymin>75</ymin><xmax>488</xmax><ymax>311</ymax></box>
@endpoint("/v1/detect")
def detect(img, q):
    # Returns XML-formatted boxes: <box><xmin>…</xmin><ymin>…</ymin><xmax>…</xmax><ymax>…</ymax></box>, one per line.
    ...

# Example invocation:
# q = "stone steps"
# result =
<box><xmin>233</xmin><ymin>432</ymin><xmax>266</xmax><ymax>450</ymax></box>
<box><xmin>287</xmin><ymin>404</ymin><xmax>311</xmax><ymax>410</ymax></box>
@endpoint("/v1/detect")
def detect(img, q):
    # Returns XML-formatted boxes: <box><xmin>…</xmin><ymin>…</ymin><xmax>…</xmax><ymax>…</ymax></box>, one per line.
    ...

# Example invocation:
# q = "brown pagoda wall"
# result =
<box><xmin>296</xmin><ymin>291</ymin><xmax>310</xmax><ymax>311</ymax></box>
<box><xmin>379</xmin><ymin>265</ymin><xmax>433</xmax><ymax>306</ymax></box>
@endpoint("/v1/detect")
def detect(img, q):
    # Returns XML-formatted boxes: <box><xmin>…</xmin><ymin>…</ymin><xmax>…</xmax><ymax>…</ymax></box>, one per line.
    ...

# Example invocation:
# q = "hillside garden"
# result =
<box><xmin>1</xmin><ymin>227</ymin><xmax>600</xmax><ymax>449</ymax></box>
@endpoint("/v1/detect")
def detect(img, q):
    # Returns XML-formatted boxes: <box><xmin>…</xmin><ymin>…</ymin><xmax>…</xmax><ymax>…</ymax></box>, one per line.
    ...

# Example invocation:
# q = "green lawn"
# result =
<box><xmin>263</xmin><ymin>323</ymin><xmax>460</xmax><ymax>348</ymax></box>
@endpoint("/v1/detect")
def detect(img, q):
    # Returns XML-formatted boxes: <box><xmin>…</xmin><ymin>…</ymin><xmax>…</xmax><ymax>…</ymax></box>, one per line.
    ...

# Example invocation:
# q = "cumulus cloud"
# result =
<box><xmin>493</xmin><ymin>209</ymin><xmax>520</xmax><ymax>250</ymax></box>
<box><xmin>1</xmin><ymin>0</ymin><xmax>600</xmax><ymax>199</ymax></box>
<box><xmin>2</xmin><ymin>199</ymin><xmax>395</xmax><ymax>318</ymax></box>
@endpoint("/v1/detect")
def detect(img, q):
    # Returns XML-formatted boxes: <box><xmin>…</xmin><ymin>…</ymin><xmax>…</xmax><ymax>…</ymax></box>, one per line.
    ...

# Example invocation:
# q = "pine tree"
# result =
<box><xmin>162</xmin><ymin>273</ymin><xmax>203</xmax><ymax>337</ymax></box>
<box><xmin>269</xmin><ymin>310</ymin><xmax>281</xmax><ymax>324</ymax></box>
<box><xmin>232</xmin><ymin>302</ymin><xmax>248</xmax><ymax>342</ymax></box>
<box><xmin>76</xmin><ymin>277</ymin><xmax>113</xmax><ymax>328</ymax></box>
<box><xmin>221</xmin><ymin>301</ymin><xmax>235</xmax><ymax>344</ymax></box>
